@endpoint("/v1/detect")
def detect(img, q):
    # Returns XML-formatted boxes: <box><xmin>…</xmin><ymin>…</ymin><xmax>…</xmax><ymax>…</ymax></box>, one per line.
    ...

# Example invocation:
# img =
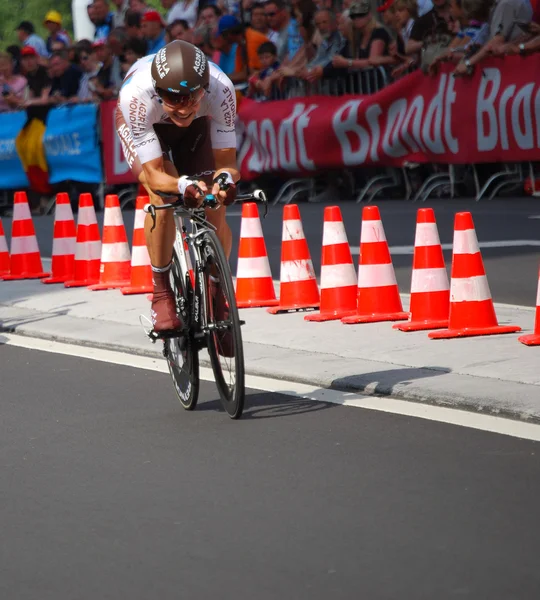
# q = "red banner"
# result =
<box><xmin>237</xmin><ymin>55</ymin><xmax>540</xmax><ymax>180</ymax></box>
<box><xmin>100</xmin><ymin>99</ymin><xmax>136</xmax><ymax>185</ymax></box>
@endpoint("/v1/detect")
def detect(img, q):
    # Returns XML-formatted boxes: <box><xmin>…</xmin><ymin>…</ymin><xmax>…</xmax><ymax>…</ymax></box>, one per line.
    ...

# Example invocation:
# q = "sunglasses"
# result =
<box><xmin>158</xmin><ymin>86</ymin><xmax>207</xmax><ymax>108</ymax></box>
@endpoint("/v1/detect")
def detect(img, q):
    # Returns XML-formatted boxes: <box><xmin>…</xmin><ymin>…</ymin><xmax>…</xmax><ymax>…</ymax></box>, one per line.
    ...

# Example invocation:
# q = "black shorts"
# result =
<box><xmin>115</xmin><ymin>105</ymin><xmax>215</xmax><ymax>184</ymax></box>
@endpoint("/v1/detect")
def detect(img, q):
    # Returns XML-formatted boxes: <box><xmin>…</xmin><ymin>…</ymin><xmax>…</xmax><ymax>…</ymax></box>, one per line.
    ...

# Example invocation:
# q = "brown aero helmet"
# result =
<box><xmin>151</xmin><ymin>40</ymin><xmax>210</xmax><ymax>106</ymax></box>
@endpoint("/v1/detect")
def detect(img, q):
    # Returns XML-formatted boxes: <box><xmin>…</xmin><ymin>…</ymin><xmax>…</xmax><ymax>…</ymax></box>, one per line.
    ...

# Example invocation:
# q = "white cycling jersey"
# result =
<box><xmin>118</xmin><ymin>55</ymin><xmax>237</xmax><ymax>165</ymax></box>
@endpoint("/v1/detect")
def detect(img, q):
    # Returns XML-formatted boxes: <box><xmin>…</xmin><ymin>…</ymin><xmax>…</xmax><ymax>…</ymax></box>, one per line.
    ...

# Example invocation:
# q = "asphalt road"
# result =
<box><xmin>5</xmin><ymin>197</ymin><xmax>540</xmax><ymax>306</ymax></box>
<box><xmin>2</xmin><ymin>343</ymin><xmax>540</xmax><ymax>599</ymax></box>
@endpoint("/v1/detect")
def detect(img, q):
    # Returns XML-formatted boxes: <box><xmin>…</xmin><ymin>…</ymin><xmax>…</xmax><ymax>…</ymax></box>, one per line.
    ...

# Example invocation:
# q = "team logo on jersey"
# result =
<box><xmin>155</xmin><ymin>48</ymin><xmax>170</xmax><ymax>79</ymax></box>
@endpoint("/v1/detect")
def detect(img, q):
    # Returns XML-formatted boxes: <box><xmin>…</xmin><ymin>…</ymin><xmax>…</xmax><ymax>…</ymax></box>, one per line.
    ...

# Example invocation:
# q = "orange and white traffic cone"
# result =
<box><xmin>121</xmin><ymin>196</ymin><xmax>152</xmax><ymax>295</ymax></box>
<box><xmin>65</xmin><ymin>193</ymin><xmax>102</xmax><ymax>288</ymax></box>
<box><xmin>235</xmin><ymin>202</ymin><xmax>278</xmax><ymax>308</ymax></box>
<box><xmin>267</xmin><ymin>204</ymin><xmax>319</xmax><ymax>314</ymax></box>
<box><xmin>42</xmin><ymin>192</ymin><xmax>76</xmax><ymax>284</ymax></box>
<box><xmin>429</xmin><ymin>212</ymin><xmax>520</xmax><ymax>339</ymax></box>
<box><xmin>394</xmin><ymin>208</ymin><xmax>449</xmax><ymax>331</ymax></box>
<box><xmin>89</xmin><ymin>194</ymin><xmax>131</xmax><ymax>291</ymax></box>
<box><xmin>2</xmin><ymin>191</ymin><xmax>49</xmax><ymax>280</ymax></box>
<box><xmin>305</xmin><ymin>206</ymin><xmax>357</xmax><ymax>322</ymax></box>
<box><xmin>518</xmin><ymin>267</ymin><xmax>540</xmax><ymax>346</ymax></box>
<box><xmin>0</xmin><ymin>218</ymin><xmax>10</xmax><ymax>275</ymax></box>
<box><xmin>342</xmin><ymin>205</ymin><xmax>407</xmax><ymax>324</ymax></box>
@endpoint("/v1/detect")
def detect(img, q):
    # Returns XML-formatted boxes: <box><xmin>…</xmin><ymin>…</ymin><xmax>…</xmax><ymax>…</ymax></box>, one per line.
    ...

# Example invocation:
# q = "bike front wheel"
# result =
<box><xmin>202</xmin><ymin>230</ymin><xmax>245</xmax><ymax>419</ymax></box>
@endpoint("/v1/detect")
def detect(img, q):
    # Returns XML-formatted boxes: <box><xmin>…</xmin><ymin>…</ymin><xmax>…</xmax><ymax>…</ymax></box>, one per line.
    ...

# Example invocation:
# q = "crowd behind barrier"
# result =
<box><xmin>2</xmin><ymin>0</ymin><xmax>540</xmax><ymax>214</ymax></box>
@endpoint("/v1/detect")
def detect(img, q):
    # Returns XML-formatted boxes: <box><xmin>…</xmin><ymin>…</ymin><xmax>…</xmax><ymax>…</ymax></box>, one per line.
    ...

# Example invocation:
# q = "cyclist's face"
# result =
<box><xmin>161</xmin><ymin>96</ymin><xmax>203</xmax><ymax>127</ymax></box>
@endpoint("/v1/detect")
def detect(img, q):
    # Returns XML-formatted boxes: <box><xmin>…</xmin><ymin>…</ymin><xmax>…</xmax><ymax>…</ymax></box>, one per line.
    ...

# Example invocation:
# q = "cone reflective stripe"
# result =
<box><xmin>429</xmin><ymin>212</ymin><xmax>520</xmax><ymax>339</ymax></box>
<box><xmin>2</xmin><ymin>191</ymin><xmax>49</xmax><ymax>280</ymax></box>
<box><xmin>65</xmin><ymin>193</ymin><xmax>101</xmax><ymax>288</ymax></box>
<box><xmin>267</xmin><ymin>204</ymin><xmax>319</xmax><ymax>314</ymax></box>
<box><xmin>235</xmin><ymin>202</ymin><xmax>278</xmax><ymax>308</ymax></box>
<box><xmin>89</xmin><ymin>194</ymin><xmax>131</xmax><ymax>291</ymax></box>
<box><xmin>305</xmin><ymin>206</ymin><xmax>357</xmax><ymax>322</ymax></box>
<box><xmin>342</xmin><ymin>206</ymin><xmax>407</xmax><ymax>324</ymax></box>
<box><xmin>42</xmin><ymin>192</ymin><xmax>76</xmax><ymax>284</ymax></box>
<box><xmin>0</xmin><ymin>218</ymin><xmax>9</xmax><ymax>275</ymax></box>
<box><xmin>121</xmin><ymin>196</ymin><xmax>153</xmax><ymax>295</ymax></box>
<box><xmin>518</xmin><ymin>268</ymin><xmax>540</xmax><ymax>346</ymax></box>
<box><xmin>394</xmin><ymin>208</ymin><xmax>449</xmax><ymax>332</ymax></box>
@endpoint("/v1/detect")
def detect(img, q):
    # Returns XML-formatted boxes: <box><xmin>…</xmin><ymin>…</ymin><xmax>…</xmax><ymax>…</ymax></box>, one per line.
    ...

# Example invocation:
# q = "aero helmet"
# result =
<box><xmin>151</xmin><ymin>40</ymin><xmax>210</xmax><ymax>106</ymax></box>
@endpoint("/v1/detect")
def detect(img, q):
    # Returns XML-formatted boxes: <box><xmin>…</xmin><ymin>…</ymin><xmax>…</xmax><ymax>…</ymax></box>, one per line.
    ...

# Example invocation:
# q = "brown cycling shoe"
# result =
<box><xmin>151</xmin><ymin>268</ymin><xmax>182</xmax><ymax>334</ymax></box>
<box><xmin>210</xmin><ymin>279</ymin><xmax>234</xmax><ymax>357</ymax></box>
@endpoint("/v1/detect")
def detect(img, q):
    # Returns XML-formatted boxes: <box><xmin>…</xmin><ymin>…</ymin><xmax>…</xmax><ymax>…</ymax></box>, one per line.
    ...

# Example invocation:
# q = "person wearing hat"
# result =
<box><xmin>141</xmin><ymin>10</ymin><xmax>167</xmax><ymax>53</ymax></box>
<box><xmin>19</xmin><ymin>46</ymin><xmax>52</xmax><ymax>106</ymax></box>
<box><xmin>16</xmin><ymin>21</ymin><xmax>48</xmax><ymax>59</ymax></box>
<box><xmin>44</xmin><ymin>11</ymin><xmax>72</xmax><ymax>54</ymax></box>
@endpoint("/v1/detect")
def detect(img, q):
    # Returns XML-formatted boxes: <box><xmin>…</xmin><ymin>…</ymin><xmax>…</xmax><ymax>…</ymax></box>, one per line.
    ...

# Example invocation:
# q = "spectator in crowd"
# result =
<box><xmin>264</xmin><ymin>0</ymin><xmax>293</xmax><ymax>60</ymax></box>
<box><xmin>75</xmin><ymin>46</ymin><xmax>101</xmax><ymax>101</ymax></box>
<box><xmin>130</xmin><ymin>0</ymin><xmax>149</xmax><ymax>12</ymax></box>
<box><xmin>88</xmin><ymin>3</ymin><xmax>100</xmax><ymax>30</ymax></box>
<box><xmin>166</xmin><ymin>18</ymin><xmax>193</xmax><ymax>42</ymax></box>
<box><xmin>44</xmin><ymin>11</ymin><xmax>72</xmax><ymax>55</ymax></box>
<box><xmin>407</xmin><ymin>0</ymin><xmax>454</xmax><ymax>70</ymax></box>
<box><xmin>248</xmin><ymin>40</ymin><xmax>280</xmax><ymax>96</ymax></box>
<box><xmin>212</xmin><ymin>17</ymin><xmax>240</xmax><ymax>75</ymax></box>
<box><xmin>112</xmin><ymin>0</ymin><xmax>130</xmax><ymax>27</ymax></box>
<box><xmin>303</xmin><ymin>9</ymin><xmax>344</xmax><ymax>78</ymax></box>
<box><xmin>16</xmin><ymin>21</ymin><xmax>49</xmax><ymax>59</ymax></box>
<box><xmin>93</xmin><ymin>0</ymin><xmax>115</xmax><ymax>41</ymax></box>
<box><xmin>288</xmin><ymin>0</ymin><xmax>317</xmax><ymax>59</ymax></box>
<box><xmin>192</xmin><ymin>24</ymin><xmax>220</xmax><ymax>58</ymax></box>
<box><xmin>453</xmin><ymin>0</ymin><xmax>532</xmax><ymax>74</ymax></box>
<box><xmin>48</xmin><ymin>50</ymin><xmax>82</xmax><ymax>104</ymax></box>
<box><xmin>391</xmin><ymin>0</ymin><xmax>418</xmax><ymax>46</ymax></box>
<box><xmin>250</xmin><ymin>2</ymin><xmax>280</xmax><ymax>43</ymax></box>
<box><xmin>279</xmin><ymin>13</ymin><xmax>317</xmax><ymax>74</ymax></box>
<box><xmin>20</xmin><ymin>46</ymin><xmax>51</xmax><ymax>106</ymax></box>
<box><xmin>198</xmin><ymin>4</ymin><xmax>222</xmax><ymax>29</ymax></box>
<box><xmin>0</xmin><ymin>52</ymin><xmax>28</xmax><ymax>112</ymax></box>
<box><xmin>92</xmin><ymin>39</ymin><xmax>122</xmax><ymax>100</ymax></box>
<box><xmin>123</xmin><ymin>37</ymin><xmax>148</xmax><ymax>67</ymax></box>
<box><xmin>501</xmin><ymin>16</ymin><xmax>540</xmax><ymax>54</ymax></box>
<box><xmin>162</xmin><ymin>0</ymin><xmax>199</xmax><ymax>28</ymax></box>
<box><xmin>141</xmin><ymin>10</ymin><xmax>167</xmax><ymax>53</ymax></box>
<box><xmin>125</xmin><ymin>9</ymin><xmax>144</xmax><ymax>38</ymax></box>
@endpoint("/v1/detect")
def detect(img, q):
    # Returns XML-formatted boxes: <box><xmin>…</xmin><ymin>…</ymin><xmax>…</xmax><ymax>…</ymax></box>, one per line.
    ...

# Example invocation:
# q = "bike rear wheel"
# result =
<box><xmin>164</xmin><ymin>248</ymin><xmax>200</xmax><ymax>411</ymax></box>
<box><xmin>203</xmin><ymin>230</ymin><xmax>245</xmax><ymax>419</ymax></box>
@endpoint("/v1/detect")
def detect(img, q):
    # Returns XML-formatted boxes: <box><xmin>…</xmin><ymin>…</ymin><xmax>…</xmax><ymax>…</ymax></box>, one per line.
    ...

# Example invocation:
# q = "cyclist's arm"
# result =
<box><xmin>141</xmin><ymin>156</ymin><xmax>185</xmax><ymax>196</ymax></box>
<box><xmin>213</xmin><ymin>148</ymin><xmax>240</xmax><ymax>183</ymax></box>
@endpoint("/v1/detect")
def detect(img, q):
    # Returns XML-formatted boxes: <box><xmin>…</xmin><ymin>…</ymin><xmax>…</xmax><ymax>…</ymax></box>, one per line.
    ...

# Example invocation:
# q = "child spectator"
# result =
<box><xmin>248</xmin><ymin>41</ymin><xmax>280</xmax><ymax>97</ymax></box>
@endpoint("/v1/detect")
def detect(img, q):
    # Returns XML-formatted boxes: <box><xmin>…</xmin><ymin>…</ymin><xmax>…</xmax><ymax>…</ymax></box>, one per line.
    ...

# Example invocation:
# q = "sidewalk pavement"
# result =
<box><xmin>1</xmin><ymin>273</ymin><xmax>539</xmax><ymax>423</ymax></box>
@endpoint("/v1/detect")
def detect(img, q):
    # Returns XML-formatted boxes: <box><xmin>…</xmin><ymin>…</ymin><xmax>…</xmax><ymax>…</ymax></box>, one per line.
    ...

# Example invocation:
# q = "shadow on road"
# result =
<box><xmin>332</xmin><ymin>366</ymin><xmax>451</xmax><ymax>396</ymax></box>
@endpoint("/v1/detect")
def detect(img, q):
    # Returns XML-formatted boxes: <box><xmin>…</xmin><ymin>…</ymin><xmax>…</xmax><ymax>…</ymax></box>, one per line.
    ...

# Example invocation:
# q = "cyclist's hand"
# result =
<box><xmin>212</xmin><ymin>172</ymin><xmax>237</xmax><ymax>206</ymax></box>
<box><xmin>178</xmin><ymin>176</ymin><xmax>207</xmax><ymax>208</ymax></box>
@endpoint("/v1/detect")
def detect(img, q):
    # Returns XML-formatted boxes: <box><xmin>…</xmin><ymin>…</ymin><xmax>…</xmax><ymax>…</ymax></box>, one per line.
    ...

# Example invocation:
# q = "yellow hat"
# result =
<box><xmin>44</xmin><ymin>10</ymin><xmax>62</xmax><ymax>25</ymax></box>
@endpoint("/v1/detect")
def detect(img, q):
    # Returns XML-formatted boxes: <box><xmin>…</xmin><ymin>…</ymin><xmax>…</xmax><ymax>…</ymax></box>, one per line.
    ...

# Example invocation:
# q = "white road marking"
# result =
<box><xmin>2</xmin><ymin>333</ymin><xmax>540</xmax><ymax>442</ymax></box>
<box><xmin>351</xmin><ymin>240</ymin><xmax>540</xmax><ymax>255</ymax></box>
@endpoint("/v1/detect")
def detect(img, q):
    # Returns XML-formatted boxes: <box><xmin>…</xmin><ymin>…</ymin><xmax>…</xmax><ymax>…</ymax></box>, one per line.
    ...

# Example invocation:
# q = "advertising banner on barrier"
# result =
<box><xmin>101</xmin><ymin>99</ymin><xmax>136</xmax><ymax>185</ymax></box>
<box><xmin>237</xmin><ymin>55</ymin><xmax>540</xmax><ymax>180</ymax></box>
<box><xmin>0</xmin><ymin>111</ymin><xmax>29</xmax><ymax>189</ymax></box>
<box><xmin>44</xmin><ymin>104</ymin><xmax>103</xmax><ymax>185</ymax></box>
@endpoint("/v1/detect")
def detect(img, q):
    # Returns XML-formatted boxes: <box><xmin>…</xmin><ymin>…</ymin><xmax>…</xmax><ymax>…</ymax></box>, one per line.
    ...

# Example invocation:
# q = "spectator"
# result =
<box><xmin>288</xmin><ymin>0</ymin><xmax>317</xmax><ymax>60</ymax></box>
<box><xmin>92</xmin><ymin>40</ymin><xmax>122</xmax><ymax>99</ymax></box>
<box><xmin>193</xmin><ymin>25</ymin><xmax>220</xmax><ymax>59</ymax></box>
<box><xmin>130</xmin><ymin>0</ymin><xmax>150</xmax><ymax>12</ymax></box>
<box><xmin>278</xmin><ymin>13</ymin><xmax>317</xmax><ymax>75</ymax></box>
<box><xmin>198</xmin><ymin>4</ymin><xmax>222</xmax><ymax>29</ymax></box>
<box><xmin>166</xmin><ymin>19</ymin><xmax>193</xmax><ymax>42</ymax></box>
<box><xmin>250</xmin><ymin>2</ymin><xmax>280</xmax><ymax>43</ymax></box>
<box><xmin>43</xmin><ymin>11</ymin><xmax>72</xmax><ymax>55</ymax></box>
<box><xmin>0</xmin><ymin>52</ymin><xmax>28</xmax><ymax>112</ymax></box>
<box><xmin>75</xmin><ymin>46</ymin><xmax>101</xmax><ymax>101</ymax></box>
<box><xmin>48</xmin><ymin>50</ymin><xmax>82</xmax><ymax>104</ymax></box>
<box><xmin>112</xmin><ymin>0</ymin><xmax>130</xmax><ymax>27</ymax></box>
<box><xmin>88</xmin><ymin>3</ymin><xmax>100</xmax><ymax>29</ymax></box>
<box><xmin>20</xmin><ymin>47</ymin><xmax>51</xmax><ymax>106</ymax></box>
<box><xmin>264</xmin><ymin>0</ymin><xmax>292</xmax><ymax>60</ymax></box>
<box><xmin>125</xmin><ymin>9</ymin><xmax>144</xmax><ymax>38</ymax></box>
<box><xmin>248</xmin><ymin>40</ymin><xmax>280</xmax><ymax>96</ymax></box>
<box><xmin>303</xmin><ymin>8</ymin><xmax>343</xmax><ymax>77</ymax></box>
<box><xmin>93</xmin><ymin>0</ymin><xmax>115</xmax><ymax>41</ymax></box>
<box><xmin>162</xmin><ymin>0</ymin><xmax>199</xmax><ymax>28</ymax></box>
<box><xmin>391</xmin><ymin>0</ymin><xmax>418</xmax><ymax>46</ymax></box>
<box><xmin>123</xmin><ymin>37</ymin><xmax>148</xmax><ymax>67</ymax></box>
<box><xmin>15</xmin><ymin>21</ymin><xmax>49</xmax><ymax>59</ymax></box>
<box><xmin>142</xmin><ymin>10</ymin><xmax>167</xmax><ymax>53</ymax></box>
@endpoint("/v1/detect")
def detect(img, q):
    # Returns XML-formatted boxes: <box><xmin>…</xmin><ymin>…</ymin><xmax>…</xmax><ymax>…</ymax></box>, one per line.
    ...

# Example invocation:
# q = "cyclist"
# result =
<box><xmin>115</xmin><ymin>40</ymin><xmax>239</xmax><ymax>337</ymax></box>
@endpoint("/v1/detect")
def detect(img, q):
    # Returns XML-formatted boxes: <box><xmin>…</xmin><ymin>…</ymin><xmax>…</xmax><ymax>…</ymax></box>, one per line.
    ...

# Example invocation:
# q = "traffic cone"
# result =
<box><xmin>342</xmin><ymin>206</ymin><xmax>407</xmax><ymax>324</ymax></box>
<box><xmin>0</xmin><ymin>218</ymin><xmax>9</xmax><ymax>275</ymax></box>
<box><xmin>518</xmin><ymin>267</ymin><xmax>540</xmax><ymax>346</ymax></box>
<box><xmin>42</xmin><ymin>192</ymin><xmax>76</xmax><ymax>284</ymax></box>
<box><xmin>1</xmin><ymin>191</ymin><xmax>49</xmax><ymax>280</ymax></box>
<box><xmin>64</xmin><ymin>193</ymin><xmax>102</xmax><ymax>288</ymax></box>
<box><xmin>121</xmin><ymin>196</ymin><xmax>152</xmax><ymax>295</ymax></box>
<box><xmin>305</xmin><ymin>206</ymin><xmax>357</xmax><ymax>322</ymax></box>
<box><xmin>89</xmin><ymin>194</ymin><xmax>131</xmax><ymax>291</ymax></box>
<box><xmin>394</xmin><ymin>208</ymin><xmax>449</xmax><ymax>331</ymax></box>
<box><xmin>267</xmin><ymin>204</ymin><xmax>319</xmax><ymax>314</ymax></box>
<box><xmin>429</xmin><ymin>212</ymin><xmax>520</xmax><ymax>339</ymax></box>
<box><xmin>235</xmin><ymin>202</ymin><xmax>278</xmax><ymax>308</ymax></box>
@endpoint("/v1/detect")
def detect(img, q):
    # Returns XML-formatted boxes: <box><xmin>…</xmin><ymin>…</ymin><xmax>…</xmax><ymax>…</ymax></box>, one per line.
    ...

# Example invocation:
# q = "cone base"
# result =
<box><xmin>2</xmin><ymin>272</ymin><xmax>50</xmax><ymax>281</ymax></box>
<box><xmin>429</xmin><ymin>324</ymin><xmax>521</xmax><ymax>339</ymax></box>
<box><xmin>267</xmin><ymin>303</ymin><xmax>319</xmax><ymax>315</ymax></box>
<box><xmin>342</xmin><ymin>311</ymin><xmax>408</xmax><ymax>324</ymax></box>
<box><xmin>89</xmin><ymin>280</ymin><xmax>131</xmax><ymax>291</ymax></box>
<box><xmin>65</xmin><ymin>278</ymin><xmax>100</xmax><ymax>288</ymax></box>
<box><xmin>42</xmin><ymin>275</ymin><xmax>71</xmax><ymax>284</ymax></box>
<box><xmin>393</xmin><ymin>319</ymin><xmax>449</xmax><ymax>332</ymax></box>
<box><xmin>121</xmin><ymin>285</ymin><xmax>153</xmax><ymax>295</ymax></box>
<box><xmin>237</xmin><ymin>298</ymin><xmax>279</xmax><ymax>309</ymax></box>
<box><xmin>518</xmin><ymin>333</ymin><xmax>540</xmax><ymax>346</ymax></box>
<box><xmin>305</xmin><ymin>309</ymin><xmax>357</xmax><ymax>322</ymax></box>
